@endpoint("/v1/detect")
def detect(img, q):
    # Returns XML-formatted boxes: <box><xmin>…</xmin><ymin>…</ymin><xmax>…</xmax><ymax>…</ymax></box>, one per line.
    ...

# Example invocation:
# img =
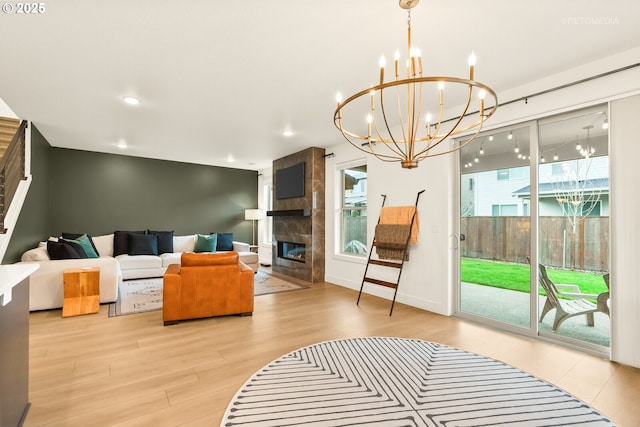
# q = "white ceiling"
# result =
<box><xmin>0</xmin><ymin>1</ymin><xmax>638</xmax><ymax>170</ymax></box>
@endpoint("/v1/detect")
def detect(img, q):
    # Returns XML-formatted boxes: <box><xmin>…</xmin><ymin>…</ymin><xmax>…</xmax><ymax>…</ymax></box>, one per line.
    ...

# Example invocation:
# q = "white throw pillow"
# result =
<box><xmin>92</xmin><ymin>234</ymin><xmax>114</xmax><ymax>257</ymax></box>
<box><xmin>21</xmin><ymin>246</ymin><xmax>50</xmax><ymax>262</ymax></box>
<box><xmin>173</xmin><ymin>235</ymin><xmax>196</xmax><ymax>253</ymax></box>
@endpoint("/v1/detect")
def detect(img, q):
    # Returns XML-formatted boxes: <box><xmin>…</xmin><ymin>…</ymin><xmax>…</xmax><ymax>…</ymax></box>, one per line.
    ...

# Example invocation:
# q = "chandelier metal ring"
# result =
<box><xmin>333</xmin><ymin>0</ymin><xmax>498</xmax><ymax>169</ymax></box>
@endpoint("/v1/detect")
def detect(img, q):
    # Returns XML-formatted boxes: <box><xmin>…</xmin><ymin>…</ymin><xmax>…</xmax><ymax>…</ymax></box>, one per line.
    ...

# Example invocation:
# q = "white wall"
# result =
<box><xmin>257</xmin><ymin>167</ymin><xmax>273</xmax><ymax>266</ymax></box>
<box><xmin>324</xmin><ymin>46</ymin><xmax>640</xmax><ymax>367</ymax></box>
<box><xmin>325</xmin><ymin>144</ymin><xmax>454</xmax><ymax>315</ymax></box>
<box><xmin>0</xmin><ymin>97</ymin><xmax>18</xmax><ymax>118</ymax></box>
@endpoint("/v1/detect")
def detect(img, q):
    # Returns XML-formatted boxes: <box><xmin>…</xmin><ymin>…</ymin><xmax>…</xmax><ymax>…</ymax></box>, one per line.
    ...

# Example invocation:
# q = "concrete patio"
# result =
<box><xmin>460</xmin><ymin>282</ymin><xmax>610</xmax><ymax>347</ymax></box>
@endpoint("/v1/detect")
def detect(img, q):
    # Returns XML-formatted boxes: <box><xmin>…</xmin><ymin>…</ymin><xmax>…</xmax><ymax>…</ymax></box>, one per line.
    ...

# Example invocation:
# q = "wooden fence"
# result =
<box><xmin>461</xmin><ymin>216</ymin><xmax>609</xmax><ymax>272</ymax></box>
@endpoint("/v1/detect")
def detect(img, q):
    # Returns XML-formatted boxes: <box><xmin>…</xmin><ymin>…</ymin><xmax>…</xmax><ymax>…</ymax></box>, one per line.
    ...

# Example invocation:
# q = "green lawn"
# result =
<box><xmin>461</xmin><ymin>258</ymin><xmax>608</xmax><ymax>295</ymax></box>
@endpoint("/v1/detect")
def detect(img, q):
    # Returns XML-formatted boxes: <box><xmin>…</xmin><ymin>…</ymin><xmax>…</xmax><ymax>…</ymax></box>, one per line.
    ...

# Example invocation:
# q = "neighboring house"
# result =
<box><xmin>462</xmin><ymin>156</ymin><xmax>609</xmax><ymax>217</ymax></box>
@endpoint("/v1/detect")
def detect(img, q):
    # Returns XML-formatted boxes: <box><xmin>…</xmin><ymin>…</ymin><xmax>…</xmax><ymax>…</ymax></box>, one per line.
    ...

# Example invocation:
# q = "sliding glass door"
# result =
<box><xmin>537</xmin><ymin>106</ymin><xmax>610</xmax><ymax>347</ymax></box>
<box><xmin>458</xmin><ymin>125</ymin><xmax>532</xmax><ymax>329</ymax></box>
<box><xmin>456</xmin><ymin>104</ymin><xmax>610</xmax><ymax>352</ymax></box>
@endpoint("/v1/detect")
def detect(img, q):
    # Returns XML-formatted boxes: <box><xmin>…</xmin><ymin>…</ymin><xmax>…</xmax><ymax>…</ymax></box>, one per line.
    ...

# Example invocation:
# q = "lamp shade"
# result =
<box><xmin>244</xmin><ymin>209</ymin><xmax>263</xmax><ymax>221</ymax></box>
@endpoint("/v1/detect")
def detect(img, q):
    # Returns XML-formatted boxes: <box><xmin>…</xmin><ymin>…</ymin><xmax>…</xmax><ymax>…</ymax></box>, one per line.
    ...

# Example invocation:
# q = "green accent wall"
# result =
<box><xmin>4</xmin><ymin>128</ymin><xmax>258</xmax><ymax>263</ymax></box>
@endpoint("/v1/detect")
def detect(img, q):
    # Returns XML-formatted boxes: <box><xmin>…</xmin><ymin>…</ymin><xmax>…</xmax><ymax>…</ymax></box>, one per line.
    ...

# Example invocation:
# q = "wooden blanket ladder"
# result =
<box><xmin>357</xmin><ymin>189</ymin><xmax>424</xmax><ymax>315</ymax></box>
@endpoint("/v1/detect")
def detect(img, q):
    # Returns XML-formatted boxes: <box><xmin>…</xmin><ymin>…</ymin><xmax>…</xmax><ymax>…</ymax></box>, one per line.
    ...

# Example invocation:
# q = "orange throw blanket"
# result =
<box><xmin>379</xmin><ymin>206</ymin><xmax>419</xmax><ymax>244</ymax></box>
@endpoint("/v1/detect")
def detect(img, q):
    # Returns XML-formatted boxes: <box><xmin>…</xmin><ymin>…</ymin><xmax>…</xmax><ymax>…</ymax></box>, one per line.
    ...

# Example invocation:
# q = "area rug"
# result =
<box><xmin>108</xmin><ymin>270</ymin><xmax>308</xmax><ymax>317</ymax></box>
<box><xmin>108</xmin><ymin>278</ymin><xmax>163</xmax><ymax>317</ymax></box>
<box><xmin>254</xmin><ymin>270</ymin><xmax>309</xmax><ymax>296</ymax></box>
<box><xmin>221</xmin><ymin>337</ymin><xmax>613</xmax><ymax>427</ymax></box>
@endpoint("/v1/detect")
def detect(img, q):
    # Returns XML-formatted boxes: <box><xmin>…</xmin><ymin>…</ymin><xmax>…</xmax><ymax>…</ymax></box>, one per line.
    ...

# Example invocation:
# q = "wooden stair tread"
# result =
<box><xmin>0</xmin><ymin>117</ymin><xmax>20</xmax><ymax>126</ymax></box>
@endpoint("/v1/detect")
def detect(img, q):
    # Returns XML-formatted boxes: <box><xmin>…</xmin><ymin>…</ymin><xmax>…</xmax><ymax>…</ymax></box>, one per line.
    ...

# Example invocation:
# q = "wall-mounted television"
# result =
<box><xmin>276</xmin><ymin>162</ymin><xmax>305</xmax><ymax>199</ymax></box>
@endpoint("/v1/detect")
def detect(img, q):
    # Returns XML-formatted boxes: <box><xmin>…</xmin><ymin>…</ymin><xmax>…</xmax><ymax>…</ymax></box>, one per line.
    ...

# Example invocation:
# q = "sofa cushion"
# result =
<box><xmin>215</xmin><ymin>232</ymin><xmax>234</xmax><ymax>251</ymax></box>
<box><xmin>173</xmin><ymin>235</ymin><xmax>196</xmax><ymax>253</ymax></box>
<box><xmin>114</xmin><ymin>230</ymin><xmax>145</xmax><ymax>256</ymax></box>
<box><xmin>238</xmin><ymin>251</ymin><xmax>258</xmax><ymax>266</ymax></box>
<box><xmin>128</xmin><ymin>233</ymin><xmax>159</xmax><ymax>256</ymax></box>
<box><xmin>148</xmin><ymin>230</ymin><xmax>174</xmax><ymax>254</ymax></box>
<box><xmin>47</xmin><ymin>239</ymin><xmax>87</xmax><ymax>260</ymax></box>
<box><xmin>160</xmin><ymin>252</ymin><xmax>181</xmax><ymax>268</ymax></box>
<box><xmin>195</xmin><ymin>233</ymin><xmax>217</xmax><ymax>253</ymax></box>
<box><xmin>116</xmin><ymin>254</ymin><xmax>163</xmax><ymax>270</ymax></box>
<box><xmin>62</xmin><ymin>232</ymin><xmax>100</xmax><ymax>256</ymax></box>
<box><xmin>62</xmin><ymin>234</ymin><xmax>99</xmax><ymax>258</ymax></box>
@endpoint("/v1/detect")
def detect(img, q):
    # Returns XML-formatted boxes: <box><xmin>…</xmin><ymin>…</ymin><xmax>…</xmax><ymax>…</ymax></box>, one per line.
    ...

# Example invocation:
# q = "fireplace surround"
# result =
<box><xmin>271</xmin><ymin>147</ymin><xmax>325</xmax><ymax>282</ymax></box>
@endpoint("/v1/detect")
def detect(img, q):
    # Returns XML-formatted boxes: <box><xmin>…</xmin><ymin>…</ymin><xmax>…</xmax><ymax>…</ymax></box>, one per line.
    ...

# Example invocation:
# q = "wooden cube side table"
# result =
<box><xmin>62</xmin><ymin>267</ymin><xmax>100</xmax><ymax>317</ymax></box>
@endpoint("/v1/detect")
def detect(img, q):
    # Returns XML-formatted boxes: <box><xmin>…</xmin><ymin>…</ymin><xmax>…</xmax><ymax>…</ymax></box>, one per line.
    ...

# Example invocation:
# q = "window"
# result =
<box><xmin>340</xmin><ymin>164</ymin><xmax>367</xmax><ymax>255</ymax></box>
<box><xmin>491</xmin><ymin>204</ymin><xmax>517</xmax><ymax>216</ymax></box>
<box><xmin>560</xmin><ymin>200</ymin><xmax>601</xmax><ymax>216</ymax></box>
<box><xmin>497</xmin><ymin>167</ymin><xmax>526</xmax><ymax>180</ymax></box>
<box><xmin>551</xmin><ymin>163</ymin><xmax>564</xmax><ymax>176</ymax></box>
<box><xmin>497</xmin><ymin>169</ymin><xmax>509</xmax><ymax>180</ymax></box>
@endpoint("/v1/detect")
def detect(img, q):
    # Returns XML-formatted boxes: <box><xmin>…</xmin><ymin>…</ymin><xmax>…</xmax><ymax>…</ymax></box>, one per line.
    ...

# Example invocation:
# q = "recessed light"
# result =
<box><xmin>122</xmin><ymin>96</ymin><xmax>140</xmax><ymax>105</ymax></box>
<box><xmin>117</xmin><ymin>140</ymin><xmax>128</xmax><ymax>149</ymax></box>
<box><xmin>282</xmin><ymin>129</ymin><xmax>294</xmax><ymax>137</ymax></box>
<box><xmin>226</xmin><ymin>155</ymin><xmax>235</xmax><ymax>163</ymax></box>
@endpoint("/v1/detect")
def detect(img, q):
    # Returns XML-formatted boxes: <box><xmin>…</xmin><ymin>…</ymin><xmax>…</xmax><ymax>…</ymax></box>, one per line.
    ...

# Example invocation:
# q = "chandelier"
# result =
<box><xmin>334</xmin><ymin>0</ymin><xmax>498</xmax><ymax>169</ymax></box>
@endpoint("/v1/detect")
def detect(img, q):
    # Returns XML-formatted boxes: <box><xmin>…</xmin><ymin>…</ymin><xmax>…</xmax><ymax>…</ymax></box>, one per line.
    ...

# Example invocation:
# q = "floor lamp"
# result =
<box><xmin>244</xmin><ymin>209</ymin><xmax>262</xmax><ymax>246</ymax></box>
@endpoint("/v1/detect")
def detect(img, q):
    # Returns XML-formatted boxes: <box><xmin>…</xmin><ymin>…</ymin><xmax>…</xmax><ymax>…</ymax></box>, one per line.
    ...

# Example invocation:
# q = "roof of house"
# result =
<box><xmin>513</xmin><ymin>177</ymin><xmax>610</xmax><ymax>198</ymax></box>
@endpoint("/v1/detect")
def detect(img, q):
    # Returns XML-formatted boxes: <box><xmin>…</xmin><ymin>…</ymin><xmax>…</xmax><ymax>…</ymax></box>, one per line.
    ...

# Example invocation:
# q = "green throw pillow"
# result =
<box><xmin>65</xmin><ymin>234</ymin><xmax>99</xmax><ymax>258</ymax></box>
<box><xmin>194</xmin><ymin>233</ymin><xmax>217</xmax><ymax>253</ymax></box>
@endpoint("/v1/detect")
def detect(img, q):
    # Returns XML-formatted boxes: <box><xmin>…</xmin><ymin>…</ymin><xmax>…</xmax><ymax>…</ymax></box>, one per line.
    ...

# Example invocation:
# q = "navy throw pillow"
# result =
<box><xmin>127</xmin><ymin>233</ymin><xmax>159</xmax><ymax>256</ymax></box>
<box><xmin>114</xmin><ymin>230</ymin><xmax>145</xmax><ymax>256</ymax></box>
<box><xmin>215</xmin><ymin>232</ymin><xmax>234</xmax><ymax>251</ymax></box>
<box><xmin>47</xmin><ymin>239</ymin><xmax>87</xmax><ymax>260</ymax></box>
<box><xmin>148</xmin><ymin>230</ymin><xmax>174</xmax><ymax>254</ymax></box>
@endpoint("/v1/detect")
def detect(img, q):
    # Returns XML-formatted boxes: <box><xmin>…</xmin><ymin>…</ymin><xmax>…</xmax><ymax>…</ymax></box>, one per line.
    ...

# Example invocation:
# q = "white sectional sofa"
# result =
<box><xmin>19</xmin><ymin>233</ymin><xmax>258</xmax><ymax>311</ymax></box>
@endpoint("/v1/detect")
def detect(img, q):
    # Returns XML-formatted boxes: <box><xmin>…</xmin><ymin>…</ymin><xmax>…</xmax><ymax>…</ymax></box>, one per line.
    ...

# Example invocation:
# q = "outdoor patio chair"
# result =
<box><xmin>597</xmin><ymin>273</ymin><xmax>610</xmax><ymax>316</ymax></box>
<box><xmin>536</xmin><ymin>263</ymin><xmax>600</xmax><ymax>332</ymax></box>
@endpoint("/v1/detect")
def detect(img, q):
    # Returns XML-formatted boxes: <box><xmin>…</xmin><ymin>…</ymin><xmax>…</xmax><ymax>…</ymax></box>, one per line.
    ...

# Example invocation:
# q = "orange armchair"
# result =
<box><xmin>163</xmin><ymin>251</ymin><xmax>254</xmax><ymax>325</ymax></box>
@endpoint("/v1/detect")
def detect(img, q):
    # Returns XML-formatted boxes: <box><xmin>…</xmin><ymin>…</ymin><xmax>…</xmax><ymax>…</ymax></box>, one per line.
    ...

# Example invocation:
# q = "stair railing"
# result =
<box><xmin>0</xmin><ymin>120</ymin><xmax>27</xmax><ymax>233</ymax></box>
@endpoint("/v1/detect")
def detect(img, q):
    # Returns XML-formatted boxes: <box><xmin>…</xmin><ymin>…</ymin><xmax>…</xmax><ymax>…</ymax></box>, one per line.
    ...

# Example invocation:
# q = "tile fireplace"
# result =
<box><xmin>271</xmin><ymin>147</ymin><xmax>325</xmax><ymax>282</ymax></box>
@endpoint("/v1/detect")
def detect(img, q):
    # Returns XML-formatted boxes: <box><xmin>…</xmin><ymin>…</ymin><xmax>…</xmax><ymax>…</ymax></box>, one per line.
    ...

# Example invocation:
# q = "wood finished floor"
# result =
<box><xmin>27</xmin><ymin>277</ymin><xmax>640</xmax><ymax>427</ymax></box>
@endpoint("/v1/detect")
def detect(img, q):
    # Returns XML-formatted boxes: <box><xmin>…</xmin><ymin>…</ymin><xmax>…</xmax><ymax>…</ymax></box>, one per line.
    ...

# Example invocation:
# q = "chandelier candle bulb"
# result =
<box><xmin>468</xmin><ymin>51</ymin><xmax>476</xmax><ymax>80</ymax></box>
<box><xmin>394</xmin><ymin>50</ymin><xmax>400</xmax><ymax>78</ymax></box>
<box><xmin>410</xmin><ymin>47</ymin><xmax>417</xmax><ymax>77</ymax></box>
<box><xmin>379</xmin><ymin>55</ymin><xmax>386</xmax><ymax>84</ymax></box>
